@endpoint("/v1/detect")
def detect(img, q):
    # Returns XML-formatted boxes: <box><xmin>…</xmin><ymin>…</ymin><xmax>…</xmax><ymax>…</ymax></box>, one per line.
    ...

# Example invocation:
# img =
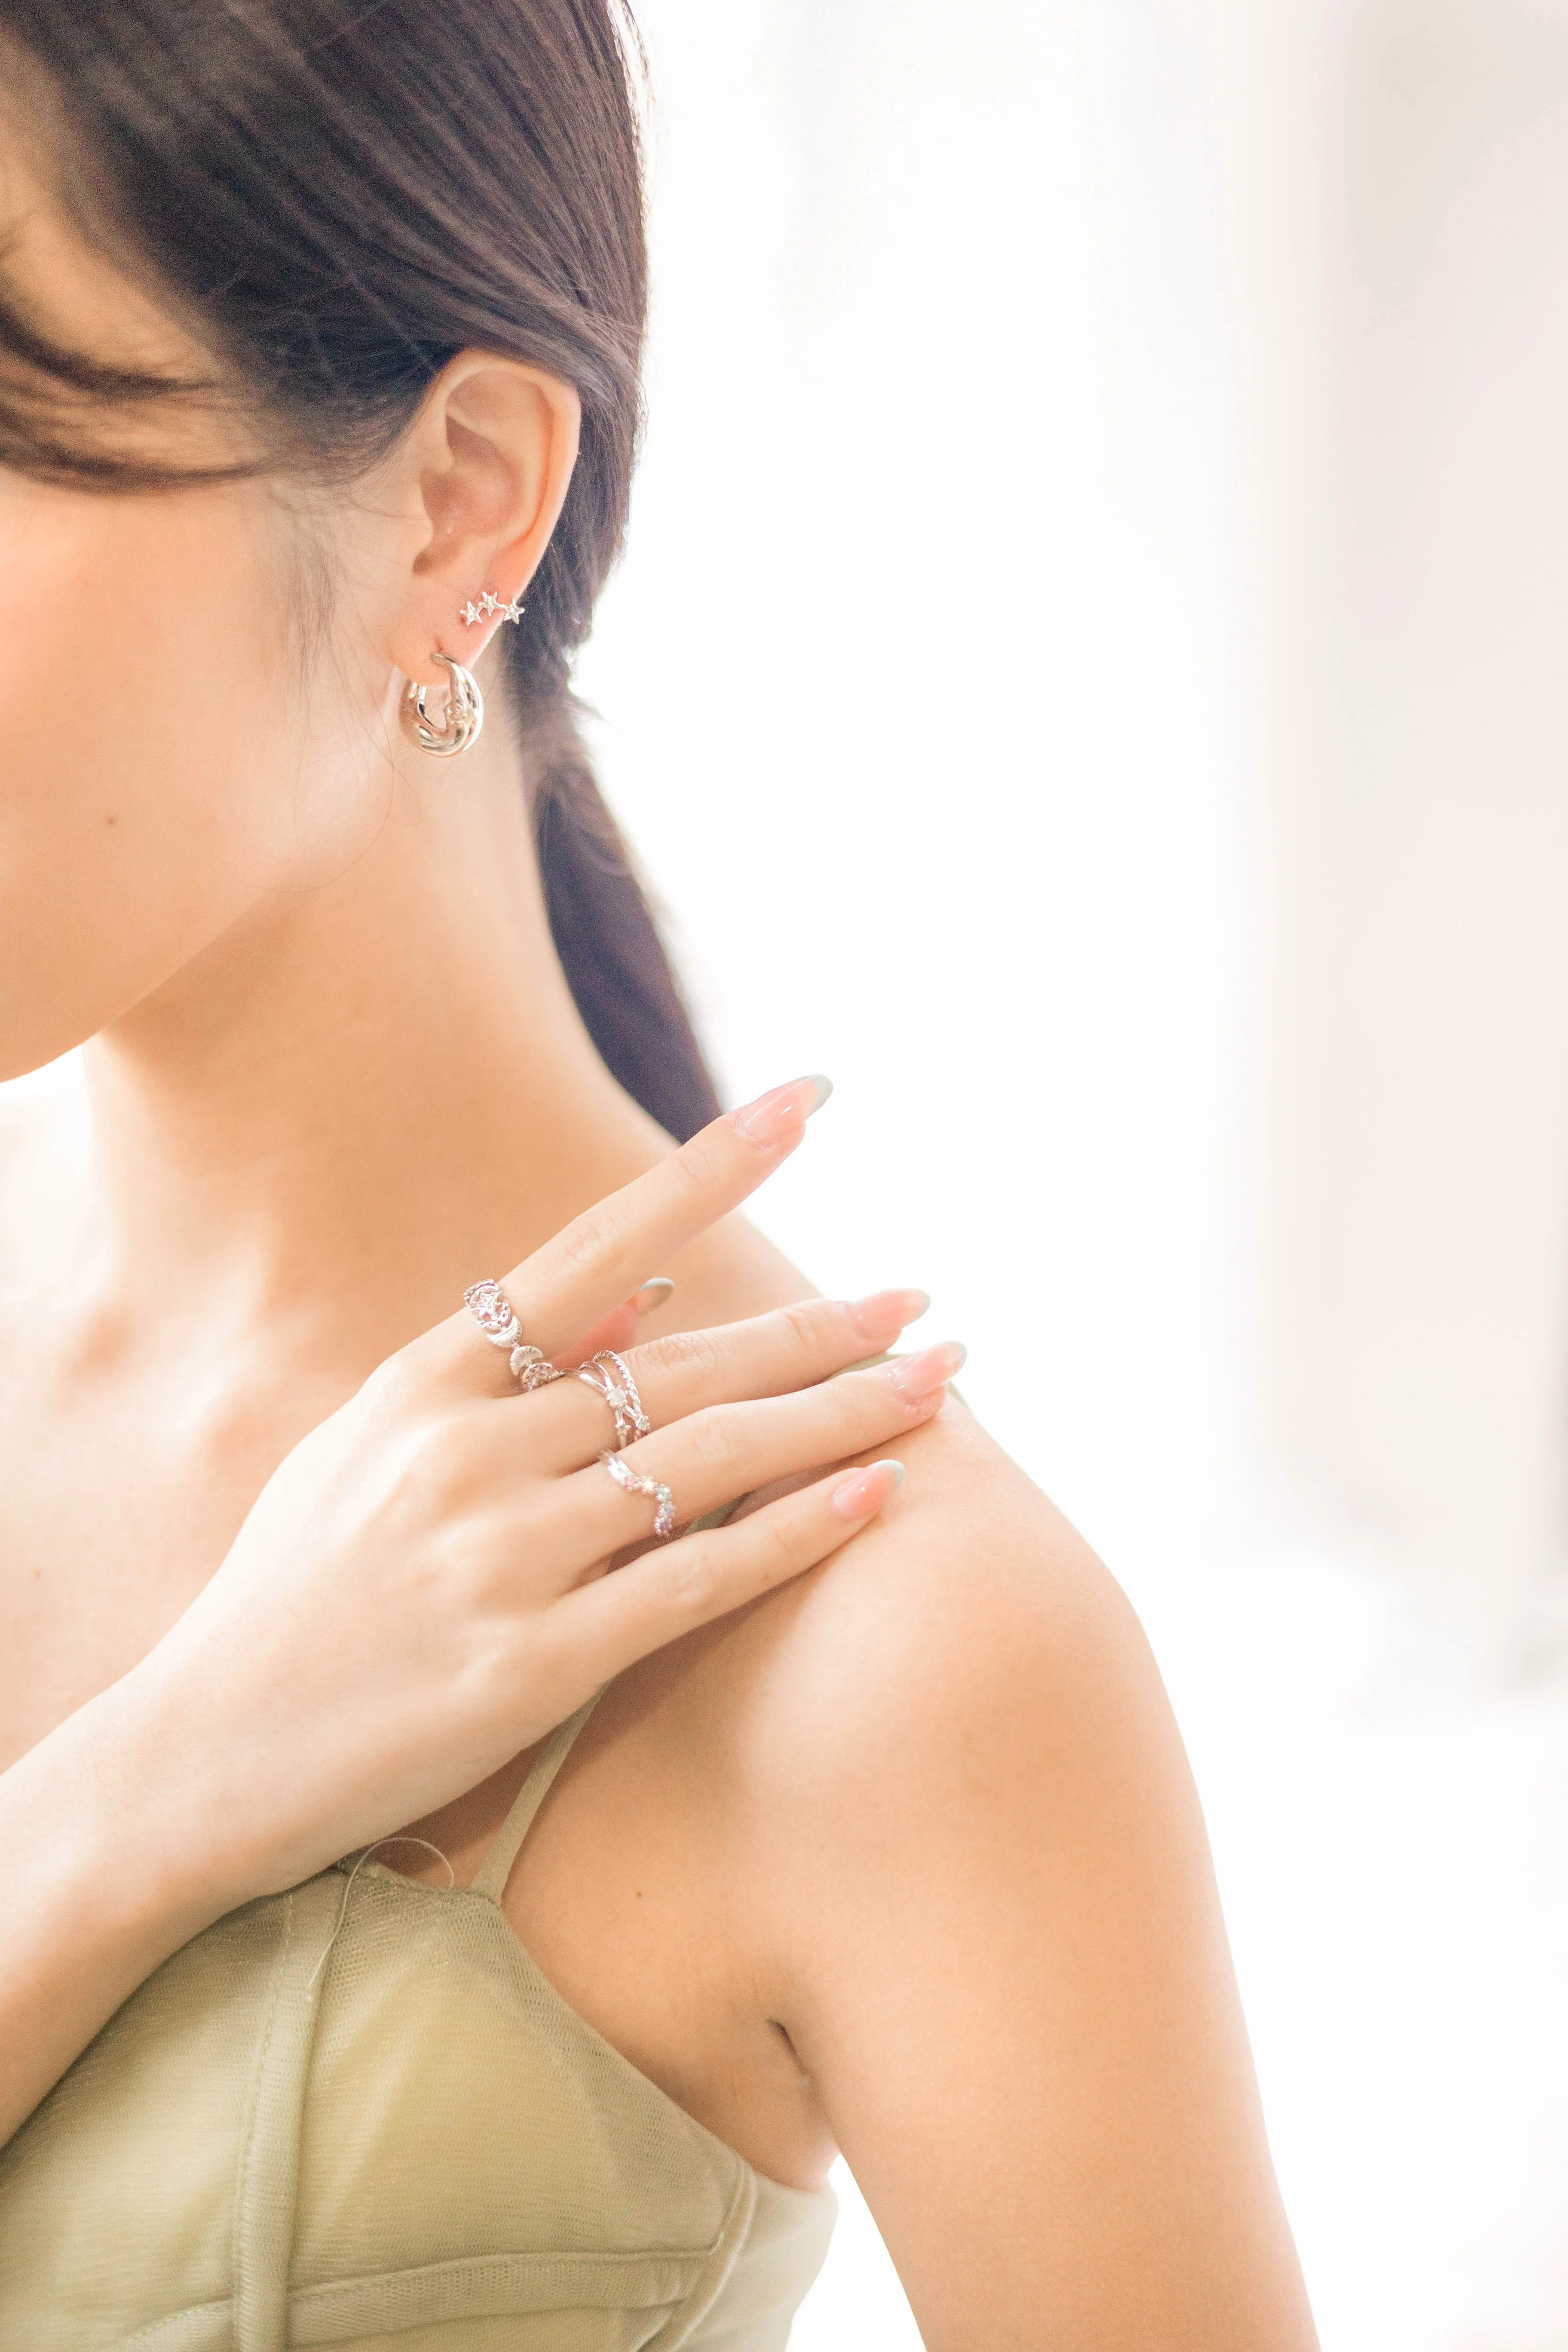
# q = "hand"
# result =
<box><xmin>113</xmin><ymin>1076</ymin><xmax>960</xmax><ymax>1908</ymax></box>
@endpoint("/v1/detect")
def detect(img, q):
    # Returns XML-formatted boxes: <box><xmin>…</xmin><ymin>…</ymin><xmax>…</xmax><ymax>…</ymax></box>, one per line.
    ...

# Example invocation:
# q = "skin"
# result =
<box><xmin>0</xmin><ymin>130</ymin><xmax>1318</xmax><ymax>2352</ymax></box>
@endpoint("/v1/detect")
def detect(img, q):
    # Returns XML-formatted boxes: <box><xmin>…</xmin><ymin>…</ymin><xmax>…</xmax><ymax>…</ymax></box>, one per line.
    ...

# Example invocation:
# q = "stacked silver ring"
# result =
<box><xmin>463</xmin><ymin>1279</ymin><xmax>568</xmax><ymax>1393</ymax></box>
<box><xmin>600</xmin><ymin>1449</ymin><xmax>677</xmax><ymax>1540</ymax></box>
<box><xmin>574</xmin><ymin>1349</ymin><xmax>651</xmax><ymax>1449</ymax></box>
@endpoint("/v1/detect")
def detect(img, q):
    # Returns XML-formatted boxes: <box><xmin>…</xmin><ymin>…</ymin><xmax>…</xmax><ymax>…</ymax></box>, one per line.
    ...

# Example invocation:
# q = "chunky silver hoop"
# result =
<box><xmin>401</xmin><ymin>652</ymin><xmax>484</xmax><ymax>759</ymax></box>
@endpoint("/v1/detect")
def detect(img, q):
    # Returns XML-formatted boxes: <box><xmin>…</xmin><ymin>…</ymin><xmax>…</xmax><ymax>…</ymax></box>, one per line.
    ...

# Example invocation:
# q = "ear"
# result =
<box><xmin>382</xmin><ymin>350</ymin><xmax>582</xmax><ymax>688</ymax></box>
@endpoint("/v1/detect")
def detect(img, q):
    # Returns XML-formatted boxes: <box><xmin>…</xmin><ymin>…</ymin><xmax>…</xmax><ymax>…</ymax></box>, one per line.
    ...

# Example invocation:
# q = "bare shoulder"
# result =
<box><xmin>588</xmin><ymin>1394</ymin><xmax>1313</xmax><ymax>2346</ymax></box>
<box><xmin>753</xmin><ymin>1398</ymin><xmax>1161</xmax><ymax>1740</ymax></box>
<box><xmin>631</xmin><ymin>1396</ymin><xmax>1194</xmax><ymax>1930</ymax></box>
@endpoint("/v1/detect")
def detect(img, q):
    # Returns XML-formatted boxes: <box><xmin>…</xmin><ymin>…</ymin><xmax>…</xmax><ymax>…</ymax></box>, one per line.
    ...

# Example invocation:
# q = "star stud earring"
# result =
<box><xmin>459</xmin><ymin>590</ymin><xmax>525</xmax><ymax>627</ymax></box>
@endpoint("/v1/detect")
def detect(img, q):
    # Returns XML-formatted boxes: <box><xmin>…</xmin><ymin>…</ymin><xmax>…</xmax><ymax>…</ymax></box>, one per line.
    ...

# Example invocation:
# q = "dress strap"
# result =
<box><xmin>472</xmin><ymin>1690</ymin><xmax>607</xmax><ymax>1904</ymax></box>
<box><xmin>469</xmin><ymin>1481</ymin><xmax>791</xmax><ymax>1906</ymax></box>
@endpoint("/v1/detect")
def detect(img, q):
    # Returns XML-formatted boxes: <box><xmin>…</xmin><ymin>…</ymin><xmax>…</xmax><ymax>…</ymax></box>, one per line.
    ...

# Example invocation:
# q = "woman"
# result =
<box><xmin>0</xmin><ymin>4</ymin><xmax>1318</xmax><ymax>2346</ymax></box>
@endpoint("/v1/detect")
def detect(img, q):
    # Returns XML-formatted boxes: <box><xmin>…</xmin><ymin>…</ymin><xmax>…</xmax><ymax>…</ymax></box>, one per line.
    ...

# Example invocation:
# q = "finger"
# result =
<box><xmin>567</xmin><ymin>1343</ymin><xmax>965</xmax><ymax>1547</ymax></box>
<box><xmin>524</xmin><ymin>1288</ymin><xmax>932</xmax><ymax>1470</ymax></box>
<box><xmin>423</xmin><ymin>1076</ymin><xmax>831</xmax><ymax>1392</ymax></box>
<box><xmin>551</xmin><ymin>1457</ymin><xmax>908</xmax><ymax>1678</ymax></box>
<box><xmin>554</xmin><ymin>1276</ymin><xmax>679</xmax><ymax>1369</ymax></box>
<box><xmin>553</xmin><ymin>1297</ymin><xmax>645</xmax><ymax>1368</ymax></box>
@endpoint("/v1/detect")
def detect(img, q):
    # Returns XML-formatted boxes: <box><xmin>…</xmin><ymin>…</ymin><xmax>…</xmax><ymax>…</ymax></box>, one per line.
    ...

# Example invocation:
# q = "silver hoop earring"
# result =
<box><xmin>400</xmin><ymin>652</ymin><xmax>484</xmax><ymax>759</ymax></box>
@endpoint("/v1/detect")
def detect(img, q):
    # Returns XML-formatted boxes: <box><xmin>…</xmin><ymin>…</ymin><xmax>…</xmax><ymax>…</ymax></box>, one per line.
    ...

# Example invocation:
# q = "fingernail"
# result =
<box><xmin>887</xmin><ymin>1341</ymin><xmax>967</xmax><ymax>1402</ymax></box>
<box><xmin>848</xmin><ymin>1287</ymin><xmax>931</xmax><ymax>1340</ymax></box>
<box><xmin>633</xmin><ymin>1277</ymin><xmax>676</xmax><ymax>1314</ymax></box>
<box><xmin>732</xmin><ymin>1074</ymin><xmax>833</xmax><ymax>1147</ymax></box>
<box><xmin>830</xmin><ymin>1459</ymin><xmax>905</xmax><ymax>1522</ymax></box>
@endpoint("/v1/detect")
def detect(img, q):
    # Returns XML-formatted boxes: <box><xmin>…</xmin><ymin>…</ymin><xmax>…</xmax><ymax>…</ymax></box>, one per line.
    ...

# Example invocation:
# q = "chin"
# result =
<box><xmin>0</xmin><ymin>937</ymin><xmax>147</xmax><ymax>1083</ymax></box>
<box><xmin>0</xmin><ymin>1014</ymin><xmax>98</xmax><ymax>1088</ymax></box>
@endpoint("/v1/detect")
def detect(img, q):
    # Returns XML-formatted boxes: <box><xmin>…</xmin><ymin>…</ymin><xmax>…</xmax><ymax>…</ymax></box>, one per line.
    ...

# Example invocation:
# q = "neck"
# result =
<box><xmin>68</xmin><ymin>703</ymin><xmax>670</xmax><ymax>1377</ymax></box>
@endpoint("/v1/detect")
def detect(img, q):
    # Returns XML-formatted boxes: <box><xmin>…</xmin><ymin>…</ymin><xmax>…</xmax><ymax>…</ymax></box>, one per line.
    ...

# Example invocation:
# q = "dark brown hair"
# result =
<box><xmin>0</xmin><ymin>0</ymin><xmax>720</xmax><ymax>1142</ymax></box>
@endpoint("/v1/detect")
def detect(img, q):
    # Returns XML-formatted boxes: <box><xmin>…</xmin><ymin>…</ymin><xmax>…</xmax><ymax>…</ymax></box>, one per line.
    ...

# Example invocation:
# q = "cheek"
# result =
<box><xmin>0</xmin><ymin>476</ymin><xmax>349</xmax><ymax>1076</ymax></box>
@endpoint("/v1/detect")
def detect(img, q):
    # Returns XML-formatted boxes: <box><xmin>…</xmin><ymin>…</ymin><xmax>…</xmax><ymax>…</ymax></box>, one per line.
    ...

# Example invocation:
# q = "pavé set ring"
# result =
<box><xmin>574</xmin><ymin>1350</ymin><xmax>651</xmax><ymax>1449</ymax></box>
<box><xmin>598</xmin><ymin>1449</ymin><xmax>677</xmax><ymax>1541</ymax></box>
<box><xmin>462</xmin><ymin>1278</ymin><xmax>569</xmax><ymax>1393</ymax></box>
<box><xmin>463</xmin><ymin>1282</ymin><xmax>677</xmax><ymax>1536</ymax></box>
<box><xmin>462</xmin><ymin>1289</ymin><xmax>656</xmax><ymax>1438</ymax></box>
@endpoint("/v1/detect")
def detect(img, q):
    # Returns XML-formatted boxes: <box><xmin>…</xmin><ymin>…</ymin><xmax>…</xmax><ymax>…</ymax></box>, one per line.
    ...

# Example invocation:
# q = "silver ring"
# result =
<box><xmin>573</xmin><ymin>1349</ymin><xmax>651</xmax><ymax>1449</ymax></box>
<box><xmin>600</xmin><ymin>1449</ymin><xmax>677</xmax><ymax>1540</ymax></box>
<box><xmin>463</xmin><ymin>1279</ymin><xmax>568</xmax><ymax>1393</ymax></box>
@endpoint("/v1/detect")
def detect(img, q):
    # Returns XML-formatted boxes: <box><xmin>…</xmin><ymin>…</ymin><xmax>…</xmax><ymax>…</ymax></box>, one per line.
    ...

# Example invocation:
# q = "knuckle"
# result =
<box><xmin>641</xmin><ymin>1323</ymin><xmax>721</xmax><ymax>1385</ymax></box>
<box><xmin>687</xmin><ymin>1403</ymin><xmax>745</xmax><ymax>1478</ymax></box>
<box><xmin>357</xmin><ymin>1348</ymin><xmax>423</xmax><ymax>1419</ymax></box>
<box><xmin>665</xmin><ymin>1141</ymin><xmax>714</xmax><ymax>1205</ymax></box>
<box><xmin>751</xmin><ymin>1514</ymin><xmax>805</xmax><ymax>1592</ymax></box>
<box><xmin>670</xmin><ymin>1115</ymin><xmax>732</xmax><ymax>1189</ymax></box>
<box><xmin>423</xmin><ymin>1515</ymin><xmax>492</xmax><ymax>1608</ymax></box>
<box><xmin>821</xmin><ymin>1374</ymin><xmax>872</xmax><ymax>1444</ymax></box>
<box><xmin>663</xmin><ymin>1537</ymin><xmax>718</xmax><ymax>1616</ymax></box>
<box><xmin>385</xmin><ymin>1412</ymin><xmax>474</xmax><ymax>1518</ymax></box>
<box><xmin>552</xmin><ymin>1202</ymin><xmax>616</xmax><ymax>1275</ymax></box>
<box><xmin>434</xmin><ymin>1500</ymin><xmax>548</xmax><ymax>1623</ymax></box>
<box><xmin>443</xmin><ymin>1611</ymin><xmax>536</xmax><ymax>1721</ymax></box>
<box><xmin>775</xmin><ymin>1298</ymin><xmax>828</xmax><ymax>1364</ymax></box>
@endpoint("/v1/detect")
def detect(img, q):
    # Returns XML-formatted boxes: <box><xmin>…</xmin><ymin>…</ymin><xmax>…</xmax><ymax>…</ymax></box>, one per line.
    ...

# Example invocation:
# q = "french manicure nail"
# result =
<box><xmin>732</xmin><ymin>1074</ymin><xmax>833</xmax><ymax>1147</ymax></box>
<box><xmin>830</xmin><ymin>1459</ymin><xmax>905</xmax><ymax>1521</ymax></box>
<box><xmin>633</xmin><ymin>1276</ymin><xmax>676</xmax><ymax>1314</ymax></box>
<box><xmin>887</xmin><ymin>1341</ymin><xmax>967</xmax><ymax>1402</ymax></box>
<box><xmin>848</xmin><ymin>1287</ymin><xmax>932</xmax><ymax>1340</ymax></box>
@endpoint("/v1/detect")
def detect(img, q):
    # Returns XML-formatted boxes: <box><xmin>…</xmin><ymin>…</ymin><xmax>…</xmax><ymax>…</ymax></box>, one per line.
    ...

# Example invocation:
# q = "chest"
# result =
<box><xmin>0</xmin><ymin>1381</ymin><xmax>833</xmax><ymax>2190</ymax></box>
<box><xmin>0</xmin><ymin>1865</ymin><xmax>839</xmax><ymax>2349</ymax></box>
<box><xmin>0</xmin><ymin>1360</ymin><xmax>320</xmax><ymax>1766</ymax></box>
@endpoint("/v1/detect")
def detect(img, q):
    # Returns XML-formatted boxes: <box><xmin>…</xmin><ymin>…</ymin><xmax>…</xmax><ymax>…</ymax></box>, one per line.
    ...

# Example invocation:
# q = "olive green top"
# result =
<box><xmin>0</xmin><ymin>1507</ymin><xmax>837</xmax><ymax>2349</ymax></box>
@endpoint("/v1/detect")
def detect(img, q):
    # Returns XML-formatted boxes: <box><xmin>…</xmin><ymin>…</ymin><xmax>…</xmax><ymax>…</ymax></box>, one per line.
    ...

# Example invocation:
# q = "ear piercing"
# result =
<box><xmin>398</xmin><ymin>591</ymin><xmax>520</xmax><ymax>760</ymax></box>
<box><xmin>459</xmin><ymin>590</ymin><xmax>525</xmax><ymax>627</ymax></box>
<box><xmin>401</xmin><ymin>651</ymin><xmax>484</xmax><ymax>758</ymax></box>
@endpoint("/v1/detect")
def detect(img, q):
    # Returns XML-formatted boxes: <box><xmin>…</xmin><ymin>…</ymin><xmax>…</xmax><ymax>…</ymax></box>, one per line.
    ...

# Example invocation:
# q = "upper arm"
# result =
<box><xmin>769</xmin><ymin>1429</ymin><xmax>1317</xmax><ymax>2352</ymax></box>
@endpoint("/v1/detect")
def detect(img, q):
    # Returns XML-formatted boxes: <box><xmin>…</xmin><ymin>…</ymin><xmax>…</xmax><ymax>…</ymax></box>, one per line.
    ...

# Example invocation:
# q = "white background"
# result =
<box><xmin>577</xmin><ymin>2</ymin><xmax>1568</xmax><ymax>2345</ymax></box>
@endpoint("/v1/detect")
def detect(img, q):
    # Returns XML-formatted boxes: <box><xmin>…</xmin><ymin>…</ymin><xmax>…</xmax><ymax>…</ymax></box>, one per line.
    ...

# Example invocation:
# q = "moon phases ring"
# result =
<box><xmin>600</xmin><ymin>1449</ymin><xmax>677</xmax><ymax>1540</ymax></box>
<box><xmin>575</xmin><ymin>1349</ymin><xmax>652</xmax><ymax>1449</ymax></box>
<box><xmin>463</xmin><ymin>1279</ymin><xmax>568</xmax><ymax>1393</ymax></box>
